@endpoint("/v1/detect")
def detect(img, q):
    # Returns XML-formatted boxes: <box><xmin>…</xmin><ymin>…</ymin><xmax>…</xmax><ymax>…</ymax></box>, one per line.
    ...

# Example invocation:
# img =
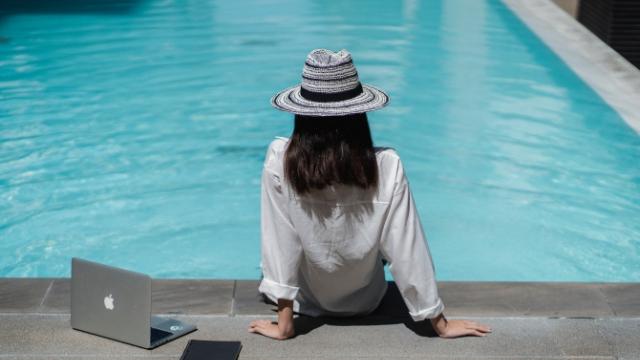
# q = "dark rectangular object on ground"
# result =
<box><xmin>179</xmin><ymin>340</ymin><xmax>242</xmax><ymax>360</ymax></box>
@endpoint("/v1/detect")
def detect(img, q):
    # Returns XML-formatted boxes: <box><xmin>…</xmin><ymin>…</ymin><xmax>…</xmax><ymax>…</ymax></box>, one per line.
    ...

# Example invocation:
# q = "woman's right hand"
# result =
<box><xmin>429</xmin><ymin>313</ymin><xmax>492</xmax><ymax>338</ymax></box>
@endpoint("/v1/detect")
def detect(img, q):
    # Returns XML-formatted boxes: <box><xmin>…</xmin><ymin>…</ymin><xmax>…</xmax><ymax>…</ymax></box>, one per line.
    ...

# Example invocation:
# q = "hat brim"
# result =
<box><xmin>270</xmin><ymin>83</ymin><xmax>389</xmax><ymax>116</ymax></box>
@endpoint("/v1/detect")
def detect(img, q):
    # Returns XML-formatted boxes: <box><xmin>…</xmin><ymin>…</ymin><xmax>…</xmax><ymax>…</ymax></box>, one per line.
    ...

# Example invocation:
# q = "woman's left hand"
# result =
<box><xmin>248</xmin><ymin>319</ymin><xmax>295</xmax><ymax>340</ymax></box>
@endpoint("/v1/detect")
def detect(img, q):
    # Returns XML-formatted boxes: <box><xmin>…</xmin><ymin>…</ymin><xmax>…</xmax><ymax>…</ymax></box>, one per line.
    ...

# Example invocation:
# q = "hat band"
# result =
<box><xmin>300</xmin><ymin>83</ymin><xmax>363</xmax><ymax>103</ymax></box>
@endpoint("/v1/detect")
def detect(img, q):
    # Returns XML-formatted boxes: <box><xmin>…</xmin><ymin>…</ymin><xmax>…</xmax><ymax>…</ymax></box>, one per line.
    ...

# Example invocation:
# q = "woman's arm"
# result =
<box><xmin>248</xmin><ymin>299</ymin><xmax>295</xmax><ymax>340</ymax></box>
<box><xmin>380</xmin><ymin>155</ymin><xmax>492</xmax><ymax>338</ymax></box>
<box><xmin>277</xmin><ymin>299</ymin><xmax>295</xmax><ymax>337</ymax></box>
<box><xmin>250</xmin><ymin>141</ymin><xmax>300</xmax><ymax>340</ymax></box>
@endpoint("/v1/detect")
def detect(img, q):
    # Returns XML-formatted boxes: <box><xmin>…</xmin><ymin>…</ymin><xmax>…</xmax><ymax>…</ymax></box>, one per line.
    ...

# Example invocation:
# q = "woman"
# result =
<box><xmin>249</xmin><ymin>49</ymin><xmax>492</xmax><ymax>340</ymax></box>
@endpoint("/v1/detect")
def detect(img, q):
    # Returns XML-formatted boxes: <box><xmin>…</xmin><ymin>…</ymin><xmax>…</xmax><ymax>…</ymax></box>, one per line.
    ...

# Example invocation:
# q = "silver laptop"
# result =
<box><xmin>70</xmin><ymin>257</ymin><xmax>197</xmax><ymax>349</ymax></box>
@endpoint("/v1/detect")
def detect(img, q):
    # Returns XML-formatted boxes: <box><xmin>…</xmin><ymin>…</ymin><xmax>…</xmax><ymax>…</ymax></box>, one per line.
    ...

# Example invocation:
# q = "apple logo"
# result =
<box><xmin>104</xmin><ymin>294</ymin><xmax>115</xmax><ymax>311</ymax></box>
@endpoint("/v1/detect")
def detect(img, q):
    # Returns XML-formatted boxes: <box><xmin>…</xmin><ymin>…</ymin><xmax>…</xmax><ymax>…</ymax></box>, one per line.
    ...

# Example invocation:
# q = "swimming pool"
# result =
<box><xmin>1</xmin><ymin>0</ymin><xmax>639</xmax><ymax>281</ymax></box>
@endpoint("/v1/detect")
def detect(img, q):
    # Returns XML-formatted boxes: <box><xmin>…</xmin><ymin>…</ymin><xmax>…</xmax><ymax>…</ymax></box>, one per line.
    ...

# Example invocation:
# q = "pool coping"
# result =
<box><xmin>502</xmin><ymin>0</ymin><xmax>640</xmax><ymax>134</ymax></box>
<box><xmin>2</xmin><ymin>278</ymin><xmax>639</xmax><ymax>318</ymax></box>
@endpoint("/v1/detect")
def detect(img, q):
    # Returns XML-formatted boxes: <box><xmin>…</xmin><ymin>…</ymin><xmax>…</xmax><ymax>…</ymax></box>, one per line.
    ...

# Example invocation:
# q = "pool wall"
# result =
<box><xmin>1</xmin><ymin>278</ymin><xmax>639</xmax><ymax>317</ymax></box>
<box><xmin>503</xmin><ymin>0</ymin><xmax>640</xmax><ymax>134</ymax></box>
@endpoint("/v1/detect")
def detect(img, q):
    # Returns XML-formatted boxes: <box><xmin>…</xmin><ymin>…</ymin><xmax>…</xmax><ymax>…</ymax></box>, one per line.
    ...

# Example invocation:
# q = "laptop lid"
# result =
<box><xmin>71</xmin><ymin>257</ymin><xmax>152</xmax><ymax>348</ymax></box>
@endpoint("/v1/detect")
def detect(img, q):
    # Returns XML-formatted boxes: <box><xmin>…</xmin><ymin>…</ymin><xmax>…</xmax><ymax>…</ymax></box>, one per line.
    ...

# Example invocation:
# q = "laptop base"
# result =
<box><xmin>149</xmin><ymin>316</ymin><xmax>197</xmax><ymax>349</ymax></box>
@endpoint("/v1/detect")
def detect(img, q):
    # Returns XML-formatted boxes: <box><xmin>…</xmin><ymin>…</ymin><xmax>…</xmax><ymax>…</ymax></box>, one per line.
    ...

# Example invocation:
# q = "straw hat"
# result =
<box><xmin>271</xmin><ymin>49</ymin><xmax>389</xmax><ymax>116</ymax></box>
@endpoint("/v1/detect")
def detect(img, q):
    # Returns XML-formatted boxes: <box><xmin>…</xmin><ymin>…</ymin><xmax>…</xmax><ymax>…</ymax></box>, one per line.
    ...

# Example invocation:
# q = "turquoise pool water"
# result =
<box><xmin>1</xmin><ymin>0</ymin><xmax>639</xmax><ymax>281</ymax></box>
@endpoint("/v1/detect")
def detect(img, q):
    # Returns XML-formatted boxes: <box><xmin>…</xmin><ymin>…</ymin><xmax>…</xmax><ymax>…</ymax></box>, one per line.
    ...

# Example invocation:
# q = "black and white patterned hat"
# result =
<box><xmin>271</xmin><ymin>49</ymin><xmax>389</xmax><ymax>116</ymax></box>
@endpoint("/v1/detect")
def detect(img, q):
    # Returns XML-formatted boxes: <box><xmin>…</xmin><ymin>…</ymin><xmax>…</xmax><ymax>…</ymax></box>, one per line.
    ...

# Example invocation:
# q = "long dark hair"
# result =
<box><xmin>284</xmin><ymin>112</ymin><xmax>378</xmax><ymax>195</ymax></box>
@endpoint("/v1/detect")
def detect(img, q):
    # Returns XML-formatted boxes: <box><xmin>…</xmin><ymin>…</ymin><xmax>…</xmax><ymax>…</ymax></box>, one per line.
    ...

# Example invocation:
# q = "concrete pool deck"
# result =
<box><xmin>1</xmin><ymin>279</ymin><xmax>640</xmax><ymax>359</ymax></box>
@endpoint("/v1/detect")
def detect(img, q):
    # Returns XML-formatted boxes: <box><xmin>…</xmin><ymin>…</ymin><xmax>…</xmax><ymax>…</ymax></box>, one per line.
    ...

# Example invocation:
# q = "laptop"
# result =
<box><xmin>70</xmin><ymin>257</ymin><xmax>197</xmax><ymax>349</ymax></box>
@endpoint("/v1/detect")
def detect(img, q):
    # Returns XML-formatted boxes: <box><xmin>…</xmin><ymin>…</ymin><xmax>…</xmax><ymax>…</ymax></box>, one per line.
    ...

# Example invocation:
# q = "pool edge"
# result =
<box><xmin>502</xmin><ymin>0</ymin><xmax>640</xmax><ymax>134</ymax></box>
<box><xmin>2</xmin><ymin>278</ymin><xmax>638</xmax><ymax>318</ymax></box>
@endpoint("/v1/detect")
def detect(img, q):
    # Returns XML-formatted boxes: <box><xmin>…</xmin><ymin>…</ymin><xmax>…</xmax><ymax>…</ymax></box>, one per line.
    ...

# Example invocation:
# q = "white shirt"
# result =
<box><xmin>258</xmin><ymin>136</ymin><xmax>445</xmax><ymax>321</ymax></box>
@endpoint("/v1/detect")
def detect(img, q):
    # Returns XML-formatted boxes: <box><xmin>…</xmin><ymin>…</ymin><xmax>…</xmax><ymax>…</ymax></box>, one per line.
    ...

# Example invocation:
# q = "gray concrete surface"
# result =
<box><xmin>0</xmin><ymin>314</ymin><xmax>638</xmax><ymax>359</ymax></box>
<box><xmin>1</xmin><ymin>279</ymin><xmax>639</xmax><ymax>359</ymax></box>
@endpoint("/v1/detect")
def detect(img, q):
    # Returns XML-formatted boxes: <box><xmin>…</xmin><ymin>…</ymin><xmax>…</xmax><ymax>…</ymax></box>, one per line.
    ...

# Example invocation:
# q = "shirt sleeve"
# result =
<box><xmin>257</xmin><ymin>141</ymin><xmax>303</xmax><ymax>301</ymax></box>
<box><xmin>379</xmin><ymin>156</ymin><xmax>445</xmax><ymax>321</ymax></box>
